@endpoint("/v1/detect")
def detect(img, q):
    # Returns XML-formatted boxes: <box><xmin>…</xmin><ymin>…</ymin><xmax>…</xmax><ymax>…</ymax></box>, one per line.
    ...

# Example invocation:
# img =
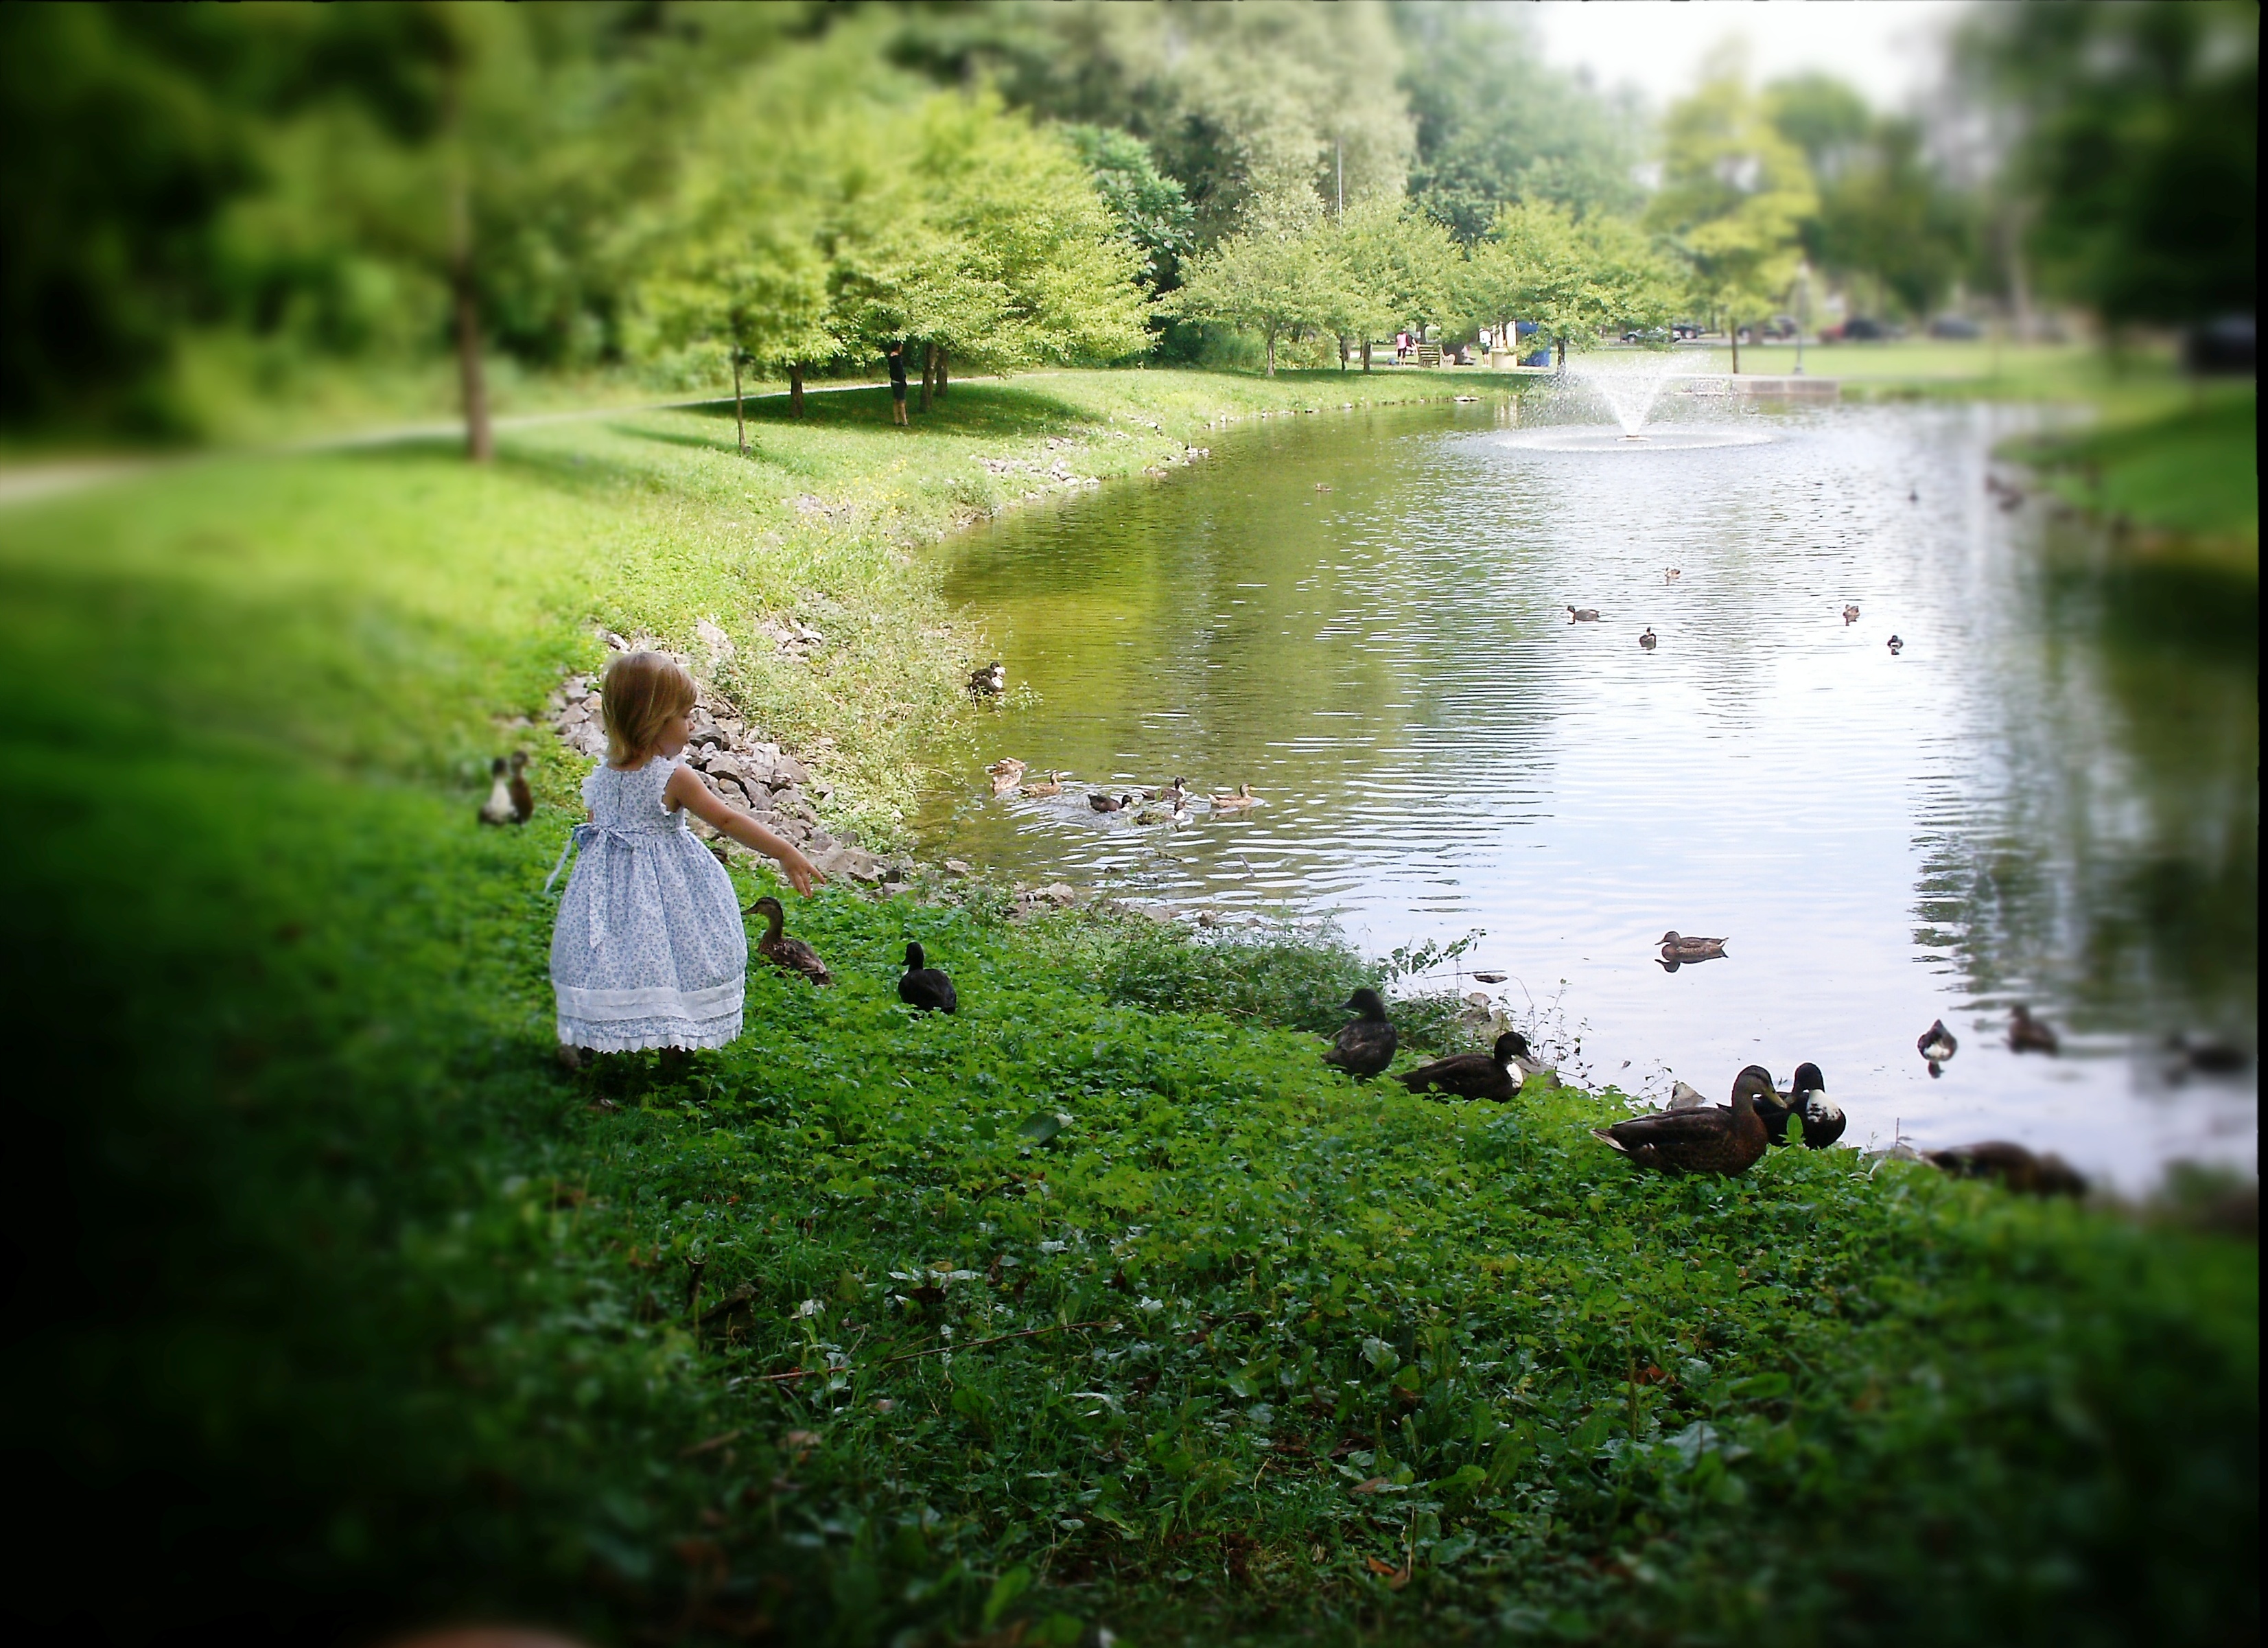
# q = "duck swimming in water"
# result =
<box><xmin>1886</xmin><ymin>634</ymin><xmax>1904</xmax><ymax>655</ymax></box>
<box><xmin>1917</xmin><ymin>1018</ymin><xmax>1957</xmax><ymax>1076</ymax></box>
<box><xmin>968</xmin><ymin>662</ymin><xmax>1007</xmax><ymax>699</ymax></box>
<box><xmin>2007</xmin><ymin>1003</ymin><xmax>2060</xmax><ymax>1054</ymax></box>
<box><xmin>1088</xmin><ymin>791</ymin><xmax>1135</xmax><ymax>814</ymax></box>
<box><xmin>1638</xmin><ymin>628</ymin><xmax>1657</xmax><ymax>650</ymax></box>
<box><xmin>1567</xmin><ymin>606</ymin><xmax>1602</xmax><ymax>623</ymax></box>
<box><xmin>1843</xmin><ymin>604</ymin><xmax>1860</xmax><ymax>625</ymax></box>
<box><xmin>1593</xmin><ymin>1066</ymin><xmax>1774</xmax><ymax>1177</ymax></box>
<box><xmin>1020</xmin><ymin>769</ymin><xmax>1066</xmax><ymax>798</ymax></box>
<box><xmin>1321</xmin><ymin>988</ymin><xmax>1397</xmax><ymax>1080</ymax></box>
<box><xmin>1211</xmin><ymin>783</ymin><xmax>1257</xmax><ymax>811</ymax></box>
<box><xmin>1659</xmin><ymin>931</ymin><xmax>1729</xmax><ymax>964</ymax></box>
<box><xmin>1397</xmin><ymin>1031</ymin><xmax>1530</xmax><ymax>1102</ymax></box>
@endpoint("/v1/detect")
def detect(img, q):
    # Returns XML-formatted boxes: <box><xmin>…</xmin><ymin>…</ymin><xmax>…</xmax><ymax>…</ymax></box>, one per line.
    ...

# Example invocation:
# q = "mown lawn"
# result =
<box><xmin>0</xmin><ymin>369</ymin><xmax>2253</xmax><ymax>1647</ymax></box>
<box><xmin>2010</xmin><ymin>391</ymin><xmax>2258</xmax><ymax>563</ymax></box>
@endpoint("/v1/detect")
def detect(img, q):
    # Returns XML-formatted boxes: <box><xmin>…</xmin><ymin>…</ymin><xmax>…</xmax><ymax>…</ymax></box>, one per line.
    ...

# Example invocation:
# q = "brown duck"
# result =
<box><xmin>1921</xmin><ymin>1140</ymin><xmax>2085</xmax><ymax>1198</ymax></box>
<box><xmin>1398</xmin><ymin>1030</ymin><xmax>1531</xmax><ymax>1102</ymax></box>
<box><xmin>749</xmin><ymin>895</ymin><xmax>832</xmax><ymax>986</ymax></box>
<box><xmin>2007</xmin><ymin>1003</ymin><xmax>2059</xmax><ymax>1054</ymax></box>
<box><xmin>1592</xmin><ymin>1065</ymin><xmax>1773</xmax><ymax>1176</ymax></box>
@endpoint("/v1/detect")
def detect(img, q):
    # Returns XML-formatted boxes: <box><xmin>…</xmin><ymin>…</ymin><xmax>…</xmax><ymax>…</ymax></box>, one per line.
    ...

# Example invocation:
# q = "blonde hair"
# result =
<box><xmin>601</xmin><ymin>651</ymin><xmax>697</xmax><ymax>766</ymax></box>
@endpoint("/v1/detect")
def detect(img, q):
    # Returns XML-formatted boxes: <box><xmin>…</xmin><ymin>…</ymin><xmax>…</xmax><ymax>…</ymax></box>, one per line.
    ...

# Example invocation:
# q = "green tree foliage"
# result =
<box><xmin>889</xmin><ymin>1</ymin><xmax>1412</xmax><ymax>246</ymax></box>
<box><xmin>1394</xmin><ymin>1</ymin><xmax>1645</xmax><ymax>242</ymax></box>
<box><xmin>1648</xmin><ymin>52</ymin><xmax>1819</xmax><ymax>368</ymax></box>
<box><xmin>1165</xmin><ymin>195</ymin><xmax>1335</xmax><ymax>377</ymax></box>
<box><xmin>1326</xmin><ymin>198</ymin><xmax>1462</xmax><ymax>369</ymax></box>
<box><xmin>1062</xmin><ymin>124</ymin><xmax>1196</xmax><ymax>296</ymax></box>
<box><xmin>1957</xmin><ymin>0</ymin><xmax>2257</xmax><ymax>326</ymax></box>
<box><xmin>1466</xmin><ymin>203</ymin><xmax>1683</xmax><ymax>369</ymax></box>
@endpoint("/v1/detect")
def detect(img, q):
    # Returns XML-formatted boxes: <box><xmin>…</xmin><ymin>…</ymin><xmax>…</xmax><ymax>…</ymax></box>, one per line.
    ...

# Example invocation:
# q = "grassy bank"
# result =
<box><xmin>2007</xmin><ymin>391</ymin><xmax>2258</xmax><ymax>571</ymax></box>
<box><xmin>0</xmin><ymin>367</ymin><xmax>2254</xmax><ymax>1647</ymax></box>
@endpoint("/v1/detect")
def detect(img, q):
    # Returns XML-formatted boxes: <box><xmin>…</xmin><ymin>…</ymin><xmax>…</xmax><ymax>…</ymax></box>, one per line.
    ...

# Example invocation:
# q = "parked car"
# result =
<box><xmin>2185</xmin><ymin>314</ymin><xmax>2256</xmax><ymax>375</ymax></box>
<box><xmin>1671</xmin><ymin>322</ymin><xmax>1703</xmax><ymax>340</ymax></box>
<box><xmin>1621</xmin><ymin>327</ymin><xmax>1672</xmax><ymax>345</ymax></box>
<box><xmin>1929</xmin><ymin>314</ymin><xmax>1983</xmax><ymax>340</ymax></box>
<box><xmin>1830</xmin><ymin>316</ymin><xmax>1891</xmax><ymax>342</ymax></box>
<box><xmin>1761</xmin><ymin>315</ymin><xmax>1799</xmax><ymax>340</ymax></box>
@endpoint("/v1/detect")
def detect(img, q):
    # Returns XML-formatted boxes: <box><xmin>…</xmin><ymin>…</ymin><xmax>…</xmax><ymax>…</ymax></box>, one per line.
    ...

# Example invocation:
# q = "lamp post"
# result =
<box><xmin>1792</xmin><ymin>264</ymin><xmax>1811</xmax><ymax>377</ymax></box>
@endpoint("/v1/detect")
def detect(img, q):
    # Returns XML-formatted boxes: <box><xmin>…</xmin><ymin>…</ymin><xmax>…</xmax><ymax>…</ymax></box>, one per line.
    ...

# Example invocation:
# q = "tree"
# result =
<box><xmin>1062</xmin><ymin>124</ymin><xmax>1195</xmax><ymax>297</ymax></box>
<box><xmin>1465</xmin><ymin>203</ymin><xmax>1683</xmax><ymax>371</ymax></box>
<box><xmin>1164</xmin><ymin>190</ymin><xmax>1335</xmax><ymax>376</ymax></box>
<box><xmin>1956</xmin><ymin>1</ymin><xmax>2256</xmax><ymax>328</ymax></box>
<box><xmin>1326</xmin><ymin>197</ymin><xmax>1461</xmax><ymax>370</ymax></box>
<box><xmin>1647</xmin><ymin>54</ymin><xmax>1818</xmax><ymax>371</ymax></box>
<box><xmin>1394</xmin><ymin>1</ymin><xmax>1645</xmax><ymax>242</ymax></box>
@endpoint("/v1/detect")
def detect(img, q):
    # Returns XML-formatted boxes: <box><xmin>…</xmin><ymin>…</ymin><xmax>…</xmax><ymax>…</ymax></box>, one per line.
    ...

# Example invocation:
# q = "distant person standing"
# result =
<box><xmin>887</xmin><ymin>340</ymin><xmax>909</xmax><ymax>426</ymax></box>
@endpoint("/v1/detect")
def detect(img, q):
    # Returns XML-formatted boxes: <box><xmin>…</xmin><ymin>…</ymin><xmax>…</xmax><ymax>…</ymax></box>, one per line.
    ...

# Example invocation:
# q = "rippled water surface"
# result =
<box><xmin>915</xmin><ymin>394</ymin><xmax>2257</xmax><ymax>1185</ymax></box>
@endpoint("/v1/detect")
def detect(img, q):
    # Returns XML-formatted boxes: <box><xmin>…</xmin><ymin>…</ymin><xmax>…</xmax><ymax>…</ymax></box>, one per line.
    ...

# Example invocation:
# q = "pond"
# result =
<box><xmin>915</xmin><ymin>388</ymin><xmax>2258</xmax><ymax>1187</ymax></box>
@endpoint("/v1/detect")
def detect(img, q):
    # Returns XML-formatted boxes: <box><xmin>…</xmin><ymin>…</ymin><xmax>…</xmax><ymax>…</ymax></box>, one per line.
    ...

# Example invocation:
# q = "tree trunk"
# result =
<box><xmin>1337</xmin><ymin>334</ymin><xmax>1348</xmax><ymax>371</ymax></box>
<box><xmin>789</xmin><ymin>362</ymin><xmax>805</xmax><ymax>418</ymax></box>
<box><xmin>1730</xmin><ymin>323</ymin><xmax>1741</xmax><ymax>375</ymax></box>
<box><xmin>1265</xmin><ymin>326</ymin><xmax>1277</xmax><ymax>377</ymax></box>
<box><xmin>919</xmin><ymin>341</ymin><xmax>935</xmax><ymax>413</ymax></box>
<box><xmin>1555</xmin><ymin>336</ymin><xmax>1567</xmax><ymax>377</ymax></box>
<box><xmin>935</xmin><ymin>346</ymin><xmax>948</xmax><ymax>401</ymax></box>
<box><xmin>1361</xmin><ymin>338</ymin><xmax>1372</xmax><ymax>373</ymax></box>
<box><xmin>449</xmin><ymin>177</ymin><xmax>491</xmax><ymax>464</ymax></box>
<box><xmin>732</xmin><ymin>351</ymin><xmax>747</xmax><ymax>456</ymax></box>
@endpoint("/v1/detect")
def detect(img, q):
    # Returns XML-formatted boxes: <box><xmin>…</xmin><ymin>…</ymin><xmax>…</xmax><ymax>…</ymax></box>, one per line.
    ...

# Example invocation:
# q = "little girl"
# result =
<box><xmin>548</xmin><ymin>651</ymin><xmax>821</xmax><ymax>1060</ymax></box>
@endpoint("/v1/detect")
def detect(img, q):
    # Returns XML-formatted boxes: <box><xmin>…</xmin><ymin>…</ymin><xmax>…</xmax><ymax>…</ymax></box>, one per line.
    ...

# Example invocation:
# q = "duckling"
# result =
<box><xmin>1088</xmin><ymin>791</ymin><xmax>1134</xmax><ymax>814</ymax></box>
<box><xmin>1020</xmin><ymin>769</ymin><xmax>1066</xmax><ymax>798</ymax></box>
<box><xmin>1211</xmin><ymin>783</ymin><xmax>1257</xmax><ymax>812</ymax></box>
<box><xmin>1886</xmin><ymin>634</ymin><xmax>1904</xmax><ymax>655</ymax></box>
<box><xmin>749</xmin><ymin>895</ymin><xmax>832</xmax><ymax>986</ymax></box>
<box><xmin>1638</xmin><ymin>628</ymin><xmax>1657</xmax><ymax>651</ymax></box>
<box><xmin>968</xmin><ymin>662</ymin><xmax>1007</xmax><ymax>699</ymax></box>
<box><xmin>897</xmin><ymin>940</ymin><xmax>957</xmax><ymax>1014</ymax></box>
<box><xmin>1771</xmin><ymin>1061</ymin><xmax>1845</xmax><ymax>1148</ymax></box>
<box><xmin>1659</xmin><ymin>931</ymin><xmax>1728</xmax><ymax>964</ymax></box>
<box><xmin>1843</xmin><ymin>604</ymin><xmax>1860</xmax><ymax>625</ymax></box>
<box><xmin>2007</xmin><ymin>1003</ymin><xmax>2059</xmax><ymax>1054</ymax></box>
<box><xmin>1567</xmin><ymin>606</ymin><xmax>1602</xmax><ymax>623</ymax></box>
<box><xmin>1921</xmin><ymin>1140</ymin><xmax>2085</xmax><ymax>1198</ymax></box>
<box><xmin>1399</xmin><ymin>1030</ymin><xmax>1529</xmax><ymax>1102</ymax></box>
<box><xmin>478</xmin><ymin>756</ymin><xmax>522</xmax><ymax>826</ymax></box>
<box><xmin>1321</xmin><ymin>988</ymin><xmax>1398</xmax><ymax>1080</ymax></box>
<box><xmin>1592</xmin><ymin>1066</ymin><xmax>1773</xmax><ymax>1177</ymax></box>
<box><xmin>987</xmin><ymin>756</ymin><xmax>1027</xmax><ymax>796</ymax></box>
<box><xmin>1917</xmin><ymin>1018</ymin><xmax>1958</xmax><ymax>1076</ymax></box>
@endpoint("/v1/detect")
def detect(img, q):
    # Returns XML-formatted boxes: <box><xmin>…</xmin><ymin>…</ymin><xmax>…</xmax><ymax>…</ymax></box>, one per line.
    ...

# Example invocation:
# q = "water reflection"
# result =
<box><xmin>917</xmin><ymin>399</ymin><xmax>2256</xmax><ymax>1185</ymax></box>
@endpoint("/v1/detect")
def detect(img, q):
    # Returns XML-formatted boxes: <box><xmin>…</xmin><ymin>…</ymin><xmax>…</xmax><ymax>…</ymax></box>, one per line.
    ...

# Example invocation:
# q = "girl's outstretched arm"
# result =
<box><xmin>664</xmin><ymin>764</ymin><xmax>825</xmax><ymax>895</ymax></box>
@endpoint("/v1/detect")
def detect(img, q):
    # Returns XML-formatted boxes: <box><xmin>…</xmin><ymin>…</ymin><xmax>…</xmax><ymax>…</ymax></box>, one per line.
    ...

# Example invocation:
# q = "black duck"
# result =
<box><xmin>897</xmin><ymin>941</ymin><xmax>957</xmax><ymax>1013</ymax></box>
<box><xmin>2007</xmin><ymin>1003</ymin><xmax>2059</xmax><ymax>1054</ymax></box>
<box><xmin>1917</xmin><ymin>1018</ymin><xmax>1957</xmax><ymax>1075</ymax></box>
<box><xmin>1322</xmin><ymin>988</ymin><xmax>1397</xmax><ymax>1080</ymax></box>
<box><xmin>1397</xmin><ymin>1030</ymin><xmax>1530</xmax><ymax>1102</ymax></box>
<box><xmin>1922</xmin><ymin>1140</ymin><xmax>2085</xmax><ymax>1198</ymax></box>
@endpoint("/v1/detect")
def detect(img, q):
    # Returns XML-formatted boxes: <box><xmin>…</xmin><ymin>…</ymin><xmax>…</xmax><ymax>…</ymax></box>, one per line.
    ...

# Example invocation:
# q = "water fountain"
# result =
<box><xmin>1497</xmin><ymin>349</ymin><xmax>1777</xmax><ymax>452</ymax></box>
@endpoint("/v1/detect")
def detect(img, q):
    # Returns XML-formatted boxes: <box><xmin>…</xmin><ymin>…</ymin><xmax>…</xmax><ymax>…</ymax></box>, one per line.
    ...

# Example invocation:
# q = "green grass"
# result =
<box><xmin>0</xmin><ymin>366</ymin><xmax>2254</xmax><ymax>1647</ymax></box>
<box><xmin>1729</xmin><ymin>338</ymin><xmax>2192</xmax><ymax>406</ymax></box>
<box><xmin>2009</xmin><ymin>391</ymin><xmax>2258</xmax><ymax>565</ymax></box>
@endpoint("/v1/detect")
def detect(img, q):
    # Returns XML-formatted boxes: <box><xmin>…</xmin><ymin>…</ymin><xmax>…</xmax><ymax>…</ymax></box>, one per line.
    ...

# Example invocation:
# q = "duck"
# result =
<box><xmin>1886</xmin><ymin>634</ymin><xmax>1904</xmax><ymax>655</ymax></box>
<box><xmin>1020</xmin><ymin>769</ymin><xmax>1066</xmax><ymax>798</ymax></box>
<box><xmin>1321</xmin><ymin>988</ymin><xmax>1398</xmax><ymax>1080</ymax></box>
<box><xmin>1666</xmin><ymin>1080</ymin><xmax>1709</xmax><ymax>1111</ymax></box>
<box><xmin>1908</xmin><ymin>487</ymin><xmax>1919</xmax><ymax>503</ymax></box>
<box><xmin>1917</xmin><ymin>1018</ymin><xmax>1958</xmax><ymax>1076</ymax></box>
<box><xmin>1567</xmin><ymin>606</ymin><xmax>1602</xmax><ymax>623</ymax></box>
<box><xmin>1592</xmin><ymin>1065</ymin><xmax>1773</xmax><ymax>1177</ymax></box>
<box><xmin>1637</xmin><ymin>628</ymin><xmax>1657</xmax><ymax>651</ymax></box>
<box><xmin>1659</xmin><ymin>931</ymin><xmax>1728</xmax><ymax>964</ymax></box>
<box><xmin>1138</xmin><ymin>777</ymin><xmax>1189</xmax><ymax>802</ymax></box>
<box><xmin>749</xmin><ymin>895</ymin><xmax>832</xmax><ymax>986</ymax></box>
<box><xmin>478</xmin><ymin>756</ymin><xmax>525</xmax><ymax>826</ymax></box>
<box><xmin>1921</xmin><ymin>1140</ymin><xmax>2086</xmax><ymax>1198</ymax></box>
<box><xmin>2007</xmin><ymin>1003</ymin><xmax>2059</xmax><ymax>1054</ymax></box>
<box><xmin>1136</xmin><ymin>793</ymin><xmax>1192</xmax><ymax>826</ymax></box>
<box><xmin>1397</xmin><ymin>1030</ymin><xmax>1531</xmax><ymax>1102</ymax></box>
<box><xmin>1663</xmin><ymin>568</ymin><xmax>1681</xmax><ymax>581</ymax></box>
<box><xmin>968</xmin><ymin>662</ymin><xmax>1007</xmax><ymax>699</ymax></box>
<box><xmin>1843</xmin><ymin>604</ymin><xmax>1860</xmax><ymax>625</ymax></box>
<box><xmin>896</xmin><ymin>940</ymin><xmax>957</xmax><ymax>1013</ymax></box>
<box><xmin>987</xmin><ymin>756</ymin><xmax>1027</xmax><ymax>796</ymax></box>
<box><xmin>1771</xmin><ymin>1061</ymin><xmax>1845</xmax><ymax>1148</ymax></box>
<box><xmin>1211</xmin><ymin>783</ymin><xmax>1257</xmax><ymax>811</ymax></box>
<box><xmin>1088</xmin><ymin>791</ymin><xmax>1135</xmax><ymax>814</ymax></box>
<box><xmin>1314</xmin><ymin>483</ymin><xmax>1334</xmax><ymax>492</ymax></box>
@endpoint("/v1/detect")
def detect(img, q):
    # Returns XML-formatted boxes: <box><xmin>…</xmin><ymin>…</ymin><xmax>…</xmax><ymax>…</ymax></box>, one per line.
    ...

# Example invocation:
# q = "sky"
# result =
<box><xmin>1517</xmin><ymin>0</ymin><xmax>1971</xmax><ymax>113</ymax></box>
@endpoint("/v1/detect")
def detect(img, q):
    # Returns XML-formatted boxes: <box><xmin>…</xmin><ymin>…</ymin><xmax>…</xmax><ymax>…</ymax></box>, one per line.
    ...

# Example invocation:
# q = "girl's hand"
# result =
<box><xmin>775</xmin><ymin>846</ymin><xmax>823</xmax><ymax>897</ymax></box>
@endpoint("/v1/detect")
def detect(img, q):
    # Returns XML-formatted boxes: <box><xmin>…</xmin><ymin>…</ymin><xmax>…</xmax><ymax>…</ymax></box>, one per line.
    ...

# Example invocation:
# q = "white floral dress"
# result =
<box><xmin>548</xmin><ymin>755</ymin><xmax>746</xmax><ymax>1051</ymax></box>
